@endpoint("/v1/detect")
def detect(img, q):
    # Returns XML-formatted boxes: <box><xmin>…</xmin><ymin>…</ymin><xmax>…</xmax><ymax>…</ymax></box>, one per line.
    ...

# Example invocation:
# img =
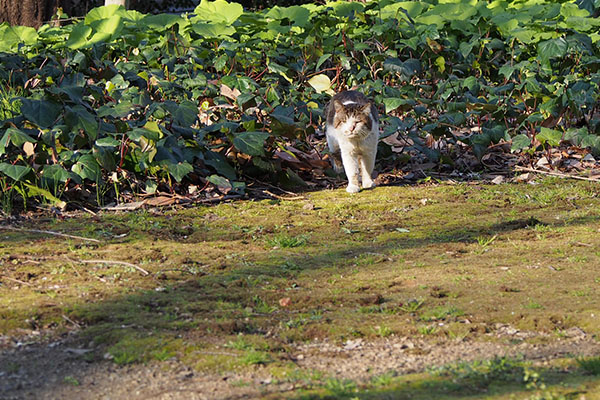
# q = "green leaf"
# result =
<box><xmin>537</xmin><ymin>127</ymin><xmax>562</xmax><ymax>147</ymax></box>
<box><xmin>537</xmin><ymin>38</ymin><xmax>568</xmax><ymax>61</ymax></box>
<box><xmin>0</xmin><ymin>24</ymin><xmax>38</xmax><ymax>51</ymax></box>
<box><xmin>564</xmin><ymin>127</ymin><xmax>588</xmax><ymax>146</ymax></box>
<box><xmin>233</xmin><ymin>132</ymin><xmax>271</xmax><ymax>157</ymax></box>
<box><xmin>72</xmin><ymin>154</ymin><xmax>101</xmax><ymax>182</ymax></box>
<box><xmin>65</xmin><ymin>106</ymin><xmax>99</xmax><ymax>142</ymax></box>
<box><xmin>268</xmin><ymin>62</ymin><xmax>293</xmax><ymax>83</ymax></box>
<box><xmin>191</xmin><ymin>22</ymin><xmax>236</xmax><ymax>38</ymax></box>
<box><xmin>0</xmin><ymin>162</ymin><xmax>31</xmax><ymax>181</ymax></box>
<box><xmin>379</xmin><ymin>2</ymin><xmax>427</xmax><ymax>20</ymax></box>
<box><xmin>41</xmin><ymin>165</ymin><xmax>78</xmax><ymax>184</ymax></box>
<box><xmin>511</xmin><ymin>134</ymin><xmax>532</xmax><ymax>152</ymax></box>
<box><xmin>164</xmin><ymin>161</ymin><xmax>193</xmax><ymax>183</ymax></box>
<box><xmin>270</xmin><ymin>106</ymin><xmax>295</xmax><ymax>126</ymax></box>
<box><xmin>207</xmin><ymin>174</ymin><xmax>232</xmax><ymax>190</ymax></box>
<box><xmin>10</xmin><ymin>26</ymin><xmax>38</xmax><ymax>45</ymax></box>
<box><xmin>434</xmin><ymin>56</ymin><xmax>446</xmax><ymax>73</ymax></box>
<box><xmin>205</xmin><ymin>151</ymin><xmax>236</xmax><ymax>180</ymax></box>
<box><xmin>142</xmin><ymin>14</ymin><xmax>183</xmax><ymax>30</ymax></box>
<box><xmin>2</xmin><ymin>128</ymin><xmax>35</xmax><ymax>147</ymax></box>
<box><xmin>266</xmin><ymin>6</ymin><xmax>311</xmax><ymax>28</ymax></box>
<box><xmin>23</xmin><ymin>183</ymin><xmax>67</xmax><ymax>209</ymax></box>
<box><xmin>560</xmin><ymin>3</ymin><xmax>590</xmax><ymax>18</ymax></box>
<box><xmin>21</xmin><ymin>99</ymin><xmax>62</xmax><ymax>129</ymax></box>
<box><xmin>66</xmin><ymin>23</ymin><xmax>92</xmax><ymax>49</ymax></box>
<box><xmin>93</xmin><ymin>146</ymin><xmax>117</xmax><ymax>172</ymax></box>
<box><xmin>332</xmin><ymin>2</ymin><xmax>364</xmax><ymax>18</ymax></box>
<box><xmin>87</xmin><ymin>15</ymin><xmax>123</xmax><ymax>46</ymax></box>
<box><xmin>193</xmin><ymin>0</ymin><xmax>244</xmax><ymax>24</ymax></box>
<box><xmin>96</xmin><ymin>137</ymin><xmax>121</xmax><ymax>147</ymax></box>
<box><xmin>172</xmin><ymin>100</ymin><xmax>199</xmax><ymax>127</ymax></box>
<box><xmin>383</xmin><ymin>98</ymin><xmax>415</xmax><ymax>113</ymax></box>
<box><xmin>315</xmin><ymin>54</ymin><xmax>332</xmax><ymax>71</ymax></box>
<box><xmin>84</xmin><ymin>4</ymin><xmax>126</xmax><ymax>24</ymax></box>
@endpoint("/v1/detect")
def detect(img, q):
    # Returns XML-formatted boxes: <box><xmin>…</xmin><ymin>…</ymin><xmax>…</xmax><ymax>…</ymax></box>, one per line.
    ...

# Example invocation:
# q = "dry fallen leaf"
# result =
<box><xmin>220</xmin><ymin>84</ymin><xmax>241</xmax><ymax>101</ymax></box>
<box><xmin>144</xmin><ymin>196</ymin><xmax>177</xmax><ymax>207</ymax></box>
<box><xmin>23</xmin><ymin>142</ymin><xmax>35</xmax><ymax>157</ymax></box>
<box><xmin>491</xmin><ymin>175</ymin><xmax>504</xmax><ymax>185</ymax></box>
<box><xmin>279</xmin><ymin>297</ymin><xmax>291</xmax><ymax>307</ymax></box>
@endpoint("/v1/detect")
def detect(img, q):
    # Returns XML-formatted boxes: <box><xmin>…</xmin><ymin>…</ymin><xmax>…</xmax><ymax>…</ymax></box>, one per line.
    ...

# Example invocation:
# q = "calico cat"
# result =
<box><xmin>325</xmin><ymin>90</ymin><xmax>379</xmax><ymax>193</ymax></box>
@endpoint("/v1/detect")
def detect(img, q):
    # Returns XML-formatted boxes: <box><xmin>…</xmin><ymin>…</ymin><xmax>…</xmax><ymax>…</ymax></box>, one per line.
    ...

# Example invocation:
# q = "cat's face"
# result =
<box><xmin>332</xmin><ymin>101</ymin><xmax>374</xmax><ymax>139</ymax></box>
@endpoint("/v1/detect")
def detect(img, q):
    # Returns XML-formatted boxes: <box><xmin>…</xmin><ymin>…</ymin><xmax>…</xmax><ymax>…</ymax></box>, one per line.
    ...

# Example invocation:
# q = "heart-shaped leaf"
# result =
<box><xmin>0</xmin><ymin>162</ymin><xmax>31</xmax><ymax>181</ymax></box>
<box><xmin>193</xmin><ymin>0</ymin><xmax>243</xmax><ymax>24</ymax></box>
<box><xmin>20</xmin><ymin>99</ymin><xmax>62</xmax><ymax>129</ymax></box>
<box><xmin>308</xmin><ymin>74</ymin><xmax>333</xmax><ymax>95</ymax></box>
<box><xmin>233</xmin><ymin>132</ymin><xmax>271</xmax><ymax>157</ymax></box>
<box><xmin>72</xmin><ymin>154</ymin><xmax>101</xmax><ymax>182</ymax></box>
<box><xmin>511</xmin><ymin>134</ymin><xmax>532</xmax><ymax>152</ymax></box>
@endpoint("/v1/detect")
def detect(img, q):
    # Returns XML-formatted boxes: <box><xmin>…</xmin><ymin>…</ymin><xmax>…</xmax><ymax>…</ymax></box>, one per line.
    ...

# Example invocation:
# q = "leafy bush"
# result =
<box><xmin>0</xmin><ymin>0</ymin><xmax>599</xmax><ymax>209</ymax></box>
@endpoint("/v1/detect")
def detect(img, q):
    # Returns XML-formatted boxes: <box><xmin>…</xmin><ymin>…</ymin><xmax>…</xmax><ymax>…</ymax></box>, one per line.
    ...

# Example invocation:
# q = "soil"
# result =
<box><xmin>2</xmin><ymin>330</ymin><xmax>599</xmax><ymax>400</ymax></box>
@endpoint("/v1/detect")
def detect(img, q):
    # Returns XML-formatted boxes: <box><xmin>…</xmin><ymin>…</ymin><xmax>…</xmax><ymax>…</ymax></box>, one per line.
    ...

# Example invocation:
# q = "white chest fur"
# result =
<box><xmin>325</xmin><ymin>114</ymin><xmax>378</xmax><ymax>193</ymax></box>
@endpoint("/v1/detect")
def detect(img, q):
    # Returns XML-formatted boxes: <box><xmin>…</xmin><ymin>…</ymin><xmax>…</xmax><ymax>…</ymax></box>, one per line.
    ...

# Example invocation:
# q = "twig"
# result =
<box><xmin>197</xmin><ymin>194</ymin><xmax>244</xmax><ymax>204</ymax></box>
<box><xmin>0</xmin><ymin>276</ymin><xmax>33</xmax><ymax>286</ymax></box>
<box><xmin>63</xmin><ymin>256</ymin><xmax>82</xmax><ymax>277</ymax></box>
<box><xmin>514</xmin><ymin>166</ymin><xmax>600</xmax><ymax>182</ymax></box>
<box><xmin>263</xmin><ymin>190</ymin><xmax>306</xmax><ymax>201</ymax></box>
<box><xmin>192</xmin><ymin>351</ymin><xmax>240</xmax><ymax>357</ymax></box>
<box><xmin>80</xmin><ymin>206</ymin><xmax>98</xmax><ymax>216</ymax></box>
<box><xmin>62</xmin><ymin>314</ymin><xmax>81</xmax><ymax>329</ymax></box>
<box><xmin>245</xmin><ymin>177</ymin><xmax>300</xmax><ymax>196</ymax></box>
<box><xmin>0</xmin><ymin>226</ymin><xmax>101</xmax><ymax>243</ymax></box>
<box><xmin>75</xmin><ymin>259</ymin><xmax>149</xmax><ymax>276</ymax></box>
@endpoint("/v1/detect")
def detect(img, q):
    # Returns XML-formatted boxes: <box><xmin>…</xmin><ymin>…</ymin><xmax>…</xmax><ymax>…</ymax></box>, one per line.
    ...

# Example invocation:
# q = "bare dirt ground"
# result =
<box><xmin>3</xmin><ymin>181</ymin><xmax>600</xmax><ymax>399</ymax></box>
<box><xmin>2</xmin><ymin>328</ymin><xmax>599</xmax><ymax>400</ymax></box>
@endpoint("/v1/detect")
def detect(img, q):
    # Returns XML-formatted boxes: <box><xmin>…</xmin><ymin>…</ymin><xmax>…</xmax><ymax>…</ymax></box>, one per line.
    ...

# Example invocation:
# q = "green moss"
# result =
<box><xmin>2</xmin><ymin>180</ymin><xmax>600</xmax><ymax>386</ymax></box>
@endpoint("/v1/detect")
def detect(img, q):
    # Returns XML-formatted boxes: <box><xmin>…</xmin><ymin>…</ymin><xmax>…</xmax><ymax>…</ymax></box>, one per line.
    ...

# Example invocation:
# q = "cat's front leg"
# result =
<box><xmin>359</xmin><ymin>152</ymin><xmax>376</xmax><ymax>190</ymax></box>
<box><xmin>340</xmin><ymin>150</ymin><xmax>360</xmax><ymax>193</ymax></box>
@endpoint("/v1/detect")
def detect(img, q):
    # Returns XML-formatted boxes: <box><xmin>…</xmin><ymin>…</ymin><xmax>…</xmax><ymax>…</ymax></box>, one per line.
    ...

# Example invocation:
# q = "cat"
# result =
<box><xmin>324</xmin><ymin>90</ymin><xmax>379</xmax><ymax>193</ymax></box>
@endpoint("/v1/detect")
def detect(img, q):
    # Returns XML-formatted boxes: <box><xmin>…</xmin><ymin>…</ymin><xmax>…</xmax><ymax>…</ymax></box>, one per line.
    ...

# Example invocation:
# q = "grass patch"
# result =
<box><xmin>2</xmin><ymin>181</ymin><xmax>600</xmax><ymax>389</ymax></box>
<box><xmin>266</xmin><ymin>233</ymin><xmax>309</xmax><ymax>248</ymax></box>
<box><xmin>577</xmin><ymin>357</ymin><xmax>600</xmax><ymax>375</ymax></box>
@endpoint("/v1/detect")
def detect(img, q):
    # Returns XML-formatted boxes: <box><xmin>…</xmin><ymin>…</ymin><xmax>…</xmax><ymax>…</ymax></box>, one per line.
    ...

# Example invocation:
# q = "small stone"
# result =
<box><xmin>564</xmin><ymin>327</ymin><xmax>586</xmax><ymax>339</ymax></box>
<box><xmin>296</xmin><ymin>354</ymin><xmax>304</xmax><ymax>360</ymax></box>
<box><xmin>515</xmin><ymin>173</ymin><xmax>533</xmax><ymax>182</ymax></box>
<box><xmin>536</xmin><ymin>157</ymin><xmax>549</xmax><ymax>166</ymax></box>
<box><xmin>583</xmin><ymin>154</ymin><xmax>596</xmax><ymax>162</ymax></box>
<box><xmin>303</xmin><ymin>203</ymin><xmax>315</xmax><ymax>210</ymax></box>
<box><xmin>343</xmin><ymin>339</ymin><xmax>363</xmax><ymax>350</ymax></box>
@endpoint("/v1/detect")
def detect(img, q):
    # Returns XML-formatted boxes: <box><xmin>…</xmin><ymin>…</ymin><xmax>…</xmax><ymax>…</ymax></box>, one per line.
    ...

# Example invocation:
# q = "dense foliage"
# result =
<box><xmin>0</xmin><ymin>0</ymin><xmax>599</xmax><ymax>209</ymax></box>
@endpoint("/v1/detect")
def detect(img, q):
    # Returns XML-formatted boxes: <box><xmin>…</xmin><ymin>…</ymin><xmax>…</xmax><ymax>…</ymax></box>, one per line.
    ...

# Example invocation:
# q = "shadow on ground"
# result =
<box><xmin>2</xmin><ymin>184</ymin><xmax>600</xmax><ymax>399</ymax></box>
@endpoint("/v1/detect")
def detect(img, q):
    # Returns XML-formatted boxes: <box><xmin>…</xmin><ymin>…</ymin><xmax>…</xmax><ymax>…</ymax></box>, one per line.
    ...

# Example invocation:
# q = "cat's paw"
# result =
<box><xmin>346</xmin><ymin>184</ymin><xmax>360</xmax><ymax>193</ymax></box>
<box><xmin>362</xmin><ymin>180</ymin><xmax>376</xmax><ymax>190</ymax></box>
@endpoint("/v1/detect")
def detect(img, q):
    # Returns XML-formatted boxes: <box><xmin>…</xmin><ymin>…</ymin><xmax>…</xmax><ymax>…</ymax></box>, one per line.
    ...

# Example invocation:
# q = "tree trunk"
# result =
<box><xmin>0</xmin><ymin>0</ymin><xmax>64</xmax><ymax>27</ymax></box>
<box><xmin>104</xmin><ymin>0</ymin><xmax>128</xmax><ymax>7</ymax></box>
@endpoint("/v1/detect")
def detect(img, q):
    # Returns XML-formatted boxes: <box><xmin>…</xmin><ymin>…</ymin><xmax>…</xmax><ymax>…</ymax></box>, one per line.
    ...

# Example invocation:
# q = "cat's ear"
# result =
<box><xmin>333</xmin><ymin>100</ymin><xmax>345</xmax><ymax>115</ymax></box>
<box><xmin>361</xmin><ymin>103</ymin><xmax>372</xmax><ymax>115</ymax></box>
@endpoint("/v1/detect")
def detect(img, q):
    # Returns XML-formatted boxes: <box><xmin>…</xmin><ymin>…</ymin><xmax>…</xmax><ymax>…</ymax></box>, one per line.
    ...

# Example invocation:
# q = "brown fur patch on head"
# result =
<box><xmin>335</xmin><ymin>104</ymin><xmax>373</xmax><ymax>131</ymax></box>
<box><xmin>325</xmin><ymin>90</ymin><xmax>378</xmax><ymax>130</ymax></box>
